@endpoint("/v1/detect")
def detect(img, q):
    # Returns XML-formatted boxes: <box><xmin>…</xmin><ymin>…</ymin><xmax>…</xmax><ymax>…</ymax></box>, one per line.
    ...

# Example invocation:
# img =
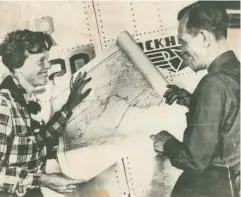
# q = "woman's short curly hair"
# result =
<box><xmin>0</xmin><ymin>29</ymin><xmax>53</xmax><ymax>72</ymax></box>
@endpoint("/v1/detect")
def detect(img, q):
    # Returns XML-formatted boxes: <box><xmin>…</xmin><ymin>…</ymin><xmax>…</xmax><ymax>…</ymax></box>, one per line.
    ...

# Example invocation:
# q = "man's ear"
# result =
<box><xmin>199</xmin><ymin>30</ymin><xmax>212</xmax><ymax>47</ymax></box>
<box><xmin>13</xmin><ymin>68</ymin><xmax>23</xmax><ymax>75</ymax></box>
<box><xmin>13</xmin><ymin>68</ymin><xmax>19</xmax><ymax>73</ymax></box>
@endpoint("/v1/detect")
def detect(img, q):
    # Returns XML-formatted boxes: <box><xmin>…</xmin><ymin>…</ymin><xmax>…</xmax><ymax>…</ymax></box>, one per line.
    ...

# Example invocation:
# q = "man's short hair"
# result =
<box><xmin>0</xmin><ymin>30</ymin><xmax>53</xmax><ymax>72</ymax></box>
<box><xmin>178</xmin><ymin>1</ymin><xmax>229</xmax><ymax>40</ymax></box>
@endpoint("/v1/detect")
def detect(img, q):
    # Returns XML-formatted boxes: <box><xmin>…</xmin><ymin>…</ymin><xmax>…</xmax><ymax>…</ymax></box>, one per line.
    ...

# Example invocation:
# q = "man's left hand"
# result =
<box><xmin>150</xmin><ymin>130</ymin><xmax>175</xmax><ymax>155</ymax></box>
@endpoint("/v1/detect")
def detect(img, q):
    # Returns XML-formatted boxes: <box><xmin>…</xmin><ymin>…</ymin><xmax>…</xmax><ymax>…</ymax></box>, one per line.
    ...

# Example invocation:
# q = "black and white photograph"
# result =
<box><xmin>0</xmin><ymin>1</ymin><xmax>239</xmax><ymax>197</ymax></box>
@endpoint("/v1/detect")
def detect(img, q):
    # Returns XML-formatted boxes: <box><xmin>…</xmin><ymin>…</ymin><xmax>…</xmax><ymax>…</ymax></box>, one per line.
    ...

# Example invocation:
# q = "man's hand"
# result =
<box><xmin>150</xmin><ymin>130</ymin><xmax>175</xmax><ymax>155</ymax></box>
<box><xmin>164</xmin><ymin>84</ymin><xmax>191</xmax><ymax>107</ymax></box>
<box><xmin>65</xmin><ymin>71</ymin><xmax>92</xmax><ymax>111</ymax></box>
<box><xmin>40</xmin><ymin>173</ymin><xmax>85</xmax><ymax>194</ymax></box>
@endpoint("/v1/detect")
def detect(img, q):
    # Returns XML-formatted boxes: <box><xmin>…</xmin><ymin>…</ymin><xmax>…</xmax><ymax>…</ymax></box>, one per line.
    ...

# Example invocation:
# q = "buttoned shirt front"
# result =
<box><xmin>0</xmin><ymin>76</ymin><xmax>72</xmax><ymax>195</ymax></box>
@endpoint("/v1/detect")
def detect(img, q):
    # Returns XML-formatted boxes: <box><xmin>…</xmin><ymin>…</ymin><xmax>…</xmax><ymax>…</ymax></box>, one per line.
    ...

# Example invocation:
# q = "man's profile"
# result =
<box><xmin>153</xmin><ymin>2</ymin><xmax>240</xmax><ymax>197</ymax></box>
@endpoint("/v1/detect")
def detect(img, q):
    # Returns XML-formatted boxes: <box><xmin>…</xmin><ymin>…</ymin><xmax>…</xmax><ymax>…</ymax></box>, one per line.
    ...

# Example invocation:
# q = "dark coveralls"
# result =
<box><xmin>164</xmin><ymin>51</ymin><xmax>240</xmax><ymax>197</ymax></box>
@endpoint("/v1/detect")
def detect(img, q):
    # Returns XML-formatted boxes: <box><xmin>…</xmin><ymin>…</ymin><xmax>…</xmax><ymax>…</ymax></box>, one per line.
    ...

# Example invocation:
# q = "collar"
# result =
<box><xmin>12</xmin><ymin>73</ymin><xmax>35</xmax><ymax>96</ymax></box>
<box><xmin>208</xmin><ymin>50</ymin><xmax>237</xmax><ymax>73</ymax></box>
<box><xmin>12</xmin><ymin>76</ymin><xmax>26</xmax><ymax>93</ymax></box>
<box><xmin>12</xmin><ymin>76</ymin><xmax>37</xmax><ymax>102</ymax></box>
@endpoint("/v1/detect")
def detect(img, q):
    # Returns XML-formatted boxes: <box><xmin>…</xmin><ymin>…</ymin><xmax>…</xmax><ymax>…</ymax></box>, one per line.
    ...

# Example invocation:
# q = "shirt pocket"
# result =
<box><xmin>9</xmin><ymin>134</ymin><xmax>38</xmax><ymax>164</ymax></box>
<box><xmin>12</xmin><ymin>118</ymin><xmax>31</xmax><ymax>136</ymax></box>
<box><xmin>11</xmin><ymin>105</ymin><xmax>31</xmax><ymax>136</ymax></box>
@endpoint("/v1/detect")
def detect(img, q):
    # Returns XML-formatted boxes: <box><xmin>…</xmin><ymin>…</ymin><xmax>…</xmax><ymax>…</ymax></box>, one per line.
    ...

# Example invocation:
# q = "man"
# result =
<box><xmin>0</xmin><ymin>30</ymin><xmax>92</xmax><ymax>197</ymax></box>
<box><xmin>152</xmin><ymin>1</ymin><xmax>240</xmax><ymax>197</ymax></box>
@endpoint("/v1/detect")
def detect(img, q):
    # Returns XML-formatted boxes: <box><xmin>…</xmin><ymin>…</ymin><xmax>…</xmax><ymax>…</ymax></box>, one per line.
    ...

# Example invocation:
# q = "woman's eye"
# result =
<box><xmin>37</xmin><ymin>60</ymin><xmax>43</xmax><ymax>64</ymax></box>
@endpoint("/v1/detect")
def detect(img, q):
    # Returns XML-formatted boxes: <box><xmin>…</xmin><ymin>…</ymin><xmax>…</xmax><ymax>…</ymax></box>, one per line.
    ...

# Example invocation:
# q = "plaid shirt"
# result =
<box><xmin>0</xmin><ymin>76</ymin><xmax>72</xmax><ymax>195</ymax></box>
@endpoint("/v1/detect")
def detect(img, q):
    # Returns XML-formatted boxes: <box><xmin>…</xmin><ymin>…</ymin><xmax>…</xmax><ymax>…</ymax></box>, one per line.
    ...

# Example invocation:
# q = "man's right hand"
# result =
<box><xmin>163</xmin><ymin>84</ymin><xmax>191</xmax><ymax>107</ymax></box>
<box><xmin>40</xmin><ymin>173</ymin><xmax>85</xmax><ymax>194</ymax></box>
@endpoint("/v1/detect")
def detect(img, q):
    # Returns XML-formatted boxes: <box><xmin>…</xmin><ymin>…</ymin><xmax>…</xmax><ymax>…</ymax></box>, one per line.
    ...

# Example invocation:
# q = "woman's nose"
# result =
<box><xmin>44</xmin><ymin>61</ymin><xmax>51</xmax><ymax>69</ymax></box>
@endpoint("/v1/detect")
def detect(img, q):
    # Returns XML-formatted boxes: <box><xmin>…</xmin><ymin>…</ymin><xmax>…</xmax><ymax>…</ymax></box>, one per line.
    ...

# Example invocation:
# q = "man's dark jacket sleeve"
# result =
<box><xmin>164</xmin><ymin>75</ymin><xmax>225</xmax><ymax>171</ymax></box>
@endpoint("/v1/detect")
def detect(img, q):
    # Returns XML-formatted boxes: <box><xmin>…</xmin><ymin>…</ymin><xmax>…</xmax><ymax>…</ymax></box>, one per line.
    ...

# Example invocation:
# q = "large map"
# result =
<box><xmin>51</xmin><ymin>32</ymin><xmax>186</xmax><ymax>197</ymax></box>
<box><xmin>64</xmin><ymin>50</ymin><xmax>163</xmax><ymax>150</ymax></box>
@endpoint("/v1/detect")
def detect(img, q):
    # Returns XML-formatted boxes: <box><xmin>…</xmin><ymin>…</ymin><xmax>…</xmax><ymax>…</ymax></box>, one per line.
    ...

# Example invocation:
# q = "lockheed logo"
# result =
<box><xmin>138</xmin><ymin>36</ymin><xmax>186</xmax><ymax>73</ymax></box>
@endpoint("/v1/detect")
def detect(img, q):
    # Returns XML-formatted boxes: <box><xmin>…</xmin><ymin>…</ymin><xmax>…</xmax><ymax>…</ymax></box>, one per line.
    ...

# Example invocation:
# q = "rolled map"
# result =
<box><xmin>117</xmin><ymin>31</ymin><xmax>168</xmax><ymax>96</ymax></box>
